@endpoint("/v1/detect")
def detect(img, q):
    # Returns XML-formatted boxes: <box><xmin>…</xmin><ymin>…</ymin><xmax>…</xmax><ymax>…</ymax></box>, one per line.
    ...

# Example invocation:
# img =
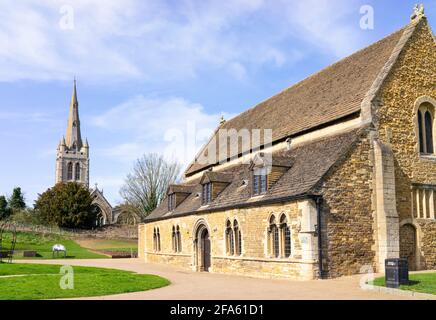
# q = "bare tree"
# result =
<box><xmin>120</xmin><ymin>153</ymin><xmax>181</xmax><ymax>219</ymax></box>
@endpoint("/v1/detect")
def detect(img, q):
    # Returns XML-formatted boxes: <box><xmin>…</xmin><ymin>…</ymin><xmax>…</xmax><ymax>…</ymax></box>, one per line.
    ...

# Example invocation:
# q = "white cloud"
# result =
<box><xmin>0</xmin><ymin>0</ymin><xmax>320</xmax><ymax>83</ymax></box>
<box><xmin>281</xmin><ymin>0</ymin><xmax>362</xmax><ymax>57</ymax></box>
<box><xmin>92</xmin><ymin>95</ymin><xmax>236</xmax><ymax>165</ymax></box>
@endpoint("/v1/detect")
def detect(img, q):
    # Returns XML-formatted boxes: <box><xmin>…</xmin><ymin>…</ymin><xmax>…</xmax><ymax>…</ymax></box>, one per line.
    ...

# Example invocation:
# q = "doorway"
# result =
<box><xmin>195</xmin><ymin>225</ymin><xmax>211</xmax><ymax>272</ymax></box>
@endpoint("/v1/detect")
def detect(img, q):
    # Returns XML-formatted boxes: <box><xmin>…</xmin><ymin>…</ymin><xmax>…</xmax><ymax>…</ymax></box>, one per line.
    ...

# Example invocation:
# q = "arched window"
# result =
<box><xmin>418</xmin><ymin>110</ymin><xmax>424</xmax><ymax>153</ymax></box>
<box><xmin>176</xmin><ymin>226</ymin><xmax>182</xmax><ymax>252</ymax></box>
<box><xmin>425</xmin><ymin>111</ymin><xmax>434</xmax><ymax>154</ymax></box>
<box><xmin>418</xmin><ymin>103</ymin><xmax>435</xmax><ymax>154</ymax></box>
<box><xmin>172</xmin><ymin>226</ymin><xmax>176</xmax><ymax>252</ymax></box>
<box><xmin>225</xmin><ymin>220</ymin><xmax>234</xmax><ymax>255</ymax></box>
<box><xmin>233</xmin><ymin>220</ymin><xmax>242</xmax><ymax>256</ymax></box>
<box><xmin>153</xmin><ymin>228</ymin><xmax>157</xmax><ymax>252</ymax></box>
<box><xmin>280</xmin><ymin>214</ymin><xmax>291</xmax><ymax>258</ymax></box>
<box><xmin>75</xmin><ymin>163</ymin><xmax>80</xmax><ymax>181</ymax></box>
<box><xmin>157</xmin><ymin>227</ymin><xmax>161</xmax><ymax>252</ymax></box>
<box><xmin>153</xmin><ymin>227</ymin><xmax>161</xmax><ymax>252</ymax></box>
<box><xmin>67</xmin><ymin>162</ymin><xmax>73</xmax><ymax>180</ymax></box>
<box><xmin>268</xmin><ymin>215</ymin><xmax>279</xmax><ymax>258</ymax></box>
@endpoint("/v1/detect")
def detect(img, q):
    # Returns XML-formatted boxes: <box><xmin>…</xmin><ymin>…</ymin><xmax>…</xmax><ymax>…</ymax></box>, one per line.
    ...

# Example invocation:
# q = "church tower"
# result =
<box><xmin>55</xmin><ymin>80</ymin><xmax>90</xmax><ymax>187</ymax></box>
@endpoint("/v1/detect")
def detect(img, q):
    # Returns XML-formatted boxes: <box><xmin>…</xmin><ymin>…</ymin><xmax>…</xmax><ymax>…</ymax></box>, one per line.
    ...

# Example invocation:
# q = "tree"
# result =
<box><xmin>120</xmin><ymin>153</ymin><xmax>181</xmax><ymax>219</ymax></box>
<box><xmin>0</xmin><ymin>196</ymin><xmax>11</xmax><ymax>220</ymax></box>
<box><xmin>8</xmin><ymin>187</ymin><xmax>26</xmax><ymax>210</ymax></box>
<box><xmin>34</xmin><ymin>182</ymin><xmax>97</xmax><ymax>229</ymax></box>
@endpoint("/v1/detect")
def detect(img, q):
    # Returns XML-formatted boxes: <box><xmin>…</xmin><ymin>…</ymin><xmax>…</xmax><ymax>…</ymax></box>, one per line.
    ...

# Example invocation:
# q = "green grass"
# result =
<box><xmin>1</xmin><ymin>231</ymin><xmax>106</xmax><ymax>259</ymax></box>
<box><xmin>75</xmin><ymin>238</ymin><xmax>138</xmax><ymax>255</ymax></box>
<box><xmin>372</xmin><ymin>273</ymin><xmax>436</xmax><ymax>295</ymax></box>
<box><xmin>0</xmin><ymin>263</ymin><xmax>170</xmax><ymax>300</ymax></box>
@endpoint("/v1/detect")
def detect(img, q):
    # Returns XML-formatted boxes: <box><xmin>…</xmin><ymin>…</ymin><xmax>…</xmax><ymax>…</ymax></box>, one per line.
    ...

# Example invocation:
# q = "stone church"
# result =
<box><xmin>138</xmin><ymin>9</ymin><xmax>435</xmax><ymax>280</ymax></box>
<box><xmin>55</xmin><ymin>80</ymin><xmax>115</xmax><ymax>226</ymax></box>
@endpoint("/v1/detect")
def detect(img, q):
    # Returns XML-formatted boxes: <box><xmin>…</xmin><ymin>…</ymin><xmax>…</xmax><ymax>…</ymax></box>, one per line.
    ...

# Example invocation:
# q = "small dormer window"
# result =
<box><xmin>253</xmin><ymin>168</ymin><xmax>268</xmax><ymax>195</ymax></box>
<box><xmin>168</xmin><ymin>193</ymin><xmax>176</xmax><ymax>211</ymax></box>
<box><xmin>202</xmin><ymin>182</ymin><xmax>212</xmax><ymax>204</ymax></box>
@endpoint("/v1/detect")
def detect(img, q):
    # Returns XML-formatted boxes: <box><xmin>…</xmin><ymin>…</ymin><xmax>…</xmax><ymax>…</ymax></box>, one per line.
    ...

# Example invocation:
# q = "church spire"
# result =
<box><xmin>65</xmin><ymin>79</ymin><xmax>83</xmax><ymax>150</ymax></box>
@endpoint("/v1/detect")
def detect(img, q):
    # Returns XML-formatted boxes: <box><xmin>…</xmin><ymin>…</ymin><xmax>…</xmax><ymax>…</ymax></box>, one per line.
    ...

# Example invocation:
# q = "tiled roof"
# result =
<box><xmin>146</xmin><ymin>128</ymin><xmax>362</xmax><ymax>221</ymax></box>
<box><xmin>185</xmin><ymin>26</ymin><xmax>407</xmax><ymax>176</ymax></box>
<box><xmin>167</xmin><ymin>184</ymin><xmax>196</xmax><ymax>195</ymax></box>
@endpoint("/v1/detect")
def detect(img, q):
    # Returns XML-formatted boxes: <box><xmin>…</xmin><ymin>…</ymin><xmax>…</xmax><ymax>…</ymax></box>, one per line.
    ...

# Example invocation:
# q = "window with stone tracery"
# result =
<box><xmin>268</xmin><ymin>214</ymin><xmax>291</xmax><ymax>258</ymax></box>
<box><xmin>67</xmin><ymin>162</ymin><xmax>73</xmax><ymax>180</ymax></box>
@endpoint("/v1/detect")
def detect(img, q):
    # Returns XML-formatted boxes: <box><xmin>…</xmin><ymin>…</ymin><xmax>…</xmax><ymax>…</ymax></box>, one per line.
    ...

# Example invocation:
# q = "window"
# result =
<box><xmin>225</xmin><ymin>220</ymin><xmax>234</xmax><ymax>255</ymax></box>
<box><xmin>172</xmin><ymin>226</ymin><xmax>176</xmax><ymax>252</ymax></box>
<box><xmin>153</xmin><ymin>228</ymin><xmax>157</xmax><ymax>251</ymax></box>
<box><xmin>172</xmin><ymin>225</ymin><xmax>182</xmax><ymax>252</ymax></box>
<box><xmin>176</xmin><ymin>226</ymin><xmax>182</xmax><ymax>252</ymax></box>
<box><xmin>418</xmin><ymin>103</ymin><xmax>435</xmax><ymax>154</ymax></box>
<box><xmin>225</xmin><ymin>219</ymin><xmax>242</xmax><ymax>256</ymax></box>
<box><xmin>412</xmin><ymin>185</ymin><xmax>435</xmax><ymax>219</ymax></box>
<box><xmin>280</xmin><ymin>214</ymin><xmax>291</xmax><ymax>258</ymax></box>
<box><xmin>67</xmin><ymin>162</ymin><xmax>73</xmax><ymax>180</ymax></box>
<box><xmin>153</xmin><ymin>227</ymin><xmax>161</xmax><ymax>252</ymax></box>
<box><xmin>202</xmin><ymin>183</ymin><xmax>212</xmax><ymax>204</ymax></box>
<box><xmin>234</xmin><ymin>220</ymin><xmax>242</xmax><ymax>256</ymax></box>
<box><xmin>253</xmin><ymin>168</ymin><xmax>267</xmax><ymax>195</ymax></box>
<box><xmin>425</xmin><ymin>112</ymin><xmax>434</xmax><ymax>154</ymax></box>
<box><xmin>75</xmin><ymin>163</ymin><xmax>80</xmax><ymax>181</ymax></box>
<box><xmin>268</xmin><ymin>214</ymin><xmax>291</xmax><ymax>258</ymax></box>
<box><xmin>168</xmin><ymin>193</ymin><xmax>176</xmax><ymax>211</ymax></box>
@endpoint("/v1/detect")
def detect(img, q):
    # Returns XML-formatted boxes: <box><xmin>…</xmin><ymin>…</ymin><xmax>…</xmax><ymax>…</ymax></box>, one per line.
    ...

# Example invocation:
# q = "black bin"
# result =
<box><xmin>385</xmin><ymin>258</ymin><xmax>409</xmax><ymax>288</ymax></box>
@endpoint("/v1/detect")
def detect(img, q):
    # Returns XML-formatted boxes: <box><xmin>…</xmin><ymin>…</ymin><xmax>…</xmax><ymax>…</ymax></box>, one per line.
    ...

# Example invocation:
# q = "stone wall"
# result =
<box><xmin>139</xmin><ymin>200</ymin><xmax>319</xmax><ymax>280</ymax></box>
<box><xmin>314</xmin><ymin>130</ymin><xmax>376</xmax><ymax>278</ymax></box>
<box><xmin>374</xmin><ymin>19</ymin><xmax>436</xmax><ymax>270</ymax></box>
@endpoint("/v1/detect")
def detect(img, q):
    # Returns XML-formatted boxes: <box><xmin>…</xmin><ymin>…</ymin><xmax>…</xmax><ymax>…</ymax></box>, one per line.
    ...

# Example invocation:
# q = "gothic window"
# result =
<box><xmin>171</xmin><ymin>225</ymin><xmax>182</xmax><ymax>252</ymax></box>
<box><xmin>418</xmin><ymin>110</ymin><xmax>424</xmax><ymax>153</ymax></box>
<box><xmin>67</xmin><ymin>162</ymin><xmax>73</xmax><ymax>180</ymax></box>
<box><xmin>225</xmin><ymin>220</ymin><xmax>234</xmax><ymax>255</ymax></box>
<box><xmin>267</xmin><ymin>214</ymin><xmax>291</xmax><ymax>259</ymax></box>
<box><xmin>425</xmin><ymin>111</ymin><xmax>434</xmax><ymax>154</ymax></box>
<box><xmin>75</xmin><ymin>163</ymin><xmax>80</xmax><ymax>181</ymax></box>
<box><xmin>418</xmin><ymin>103</ymin><xmax>435</xmax><ymax>155</ymax></box>
<box><xmin>153</xmin><ymin>228</ymin><xmax>157</xmax><ymax>251</ymax></box>
<box><xmin>234</xmin><ymin>220</ymin><xmax>242</xmax><ymax>256</ymax></box>
<box><xmin>176</xmin><ymin>226</ymin><xmax>182</xmax><ymax>252</ymax></box>
<box><xmin>153</xmin><ymin>227</ymin><xmax>161</xmax><ymax>252</ymax></box>
<box><xmin>171</xmin><ymin>226</ymin><xmax>176</xmax><ymax>252</ymax></box>
<box><xmin>280</xmin><ymin>214</ymin><xmax>291</xmax><ymax>258</ymax></box>
<box><xmin>202</xmin><ymin>183</ymin><xmax>212</xmax><ymax>204</ymax></box>
<box><xmin>268</xmin><ymin>215</ymin><xmax>279</xmax><ymax>258</ymax></box>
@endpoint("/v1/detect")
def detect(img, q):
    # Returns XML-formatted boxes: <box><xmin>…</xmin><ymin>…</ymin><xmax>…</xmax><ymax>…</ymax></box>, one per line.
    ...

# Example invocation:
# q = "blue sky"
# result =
<box><xmin>0</xmin><ymin>0</ymin><xmax>435</xmax><ymax>206</ymax></box>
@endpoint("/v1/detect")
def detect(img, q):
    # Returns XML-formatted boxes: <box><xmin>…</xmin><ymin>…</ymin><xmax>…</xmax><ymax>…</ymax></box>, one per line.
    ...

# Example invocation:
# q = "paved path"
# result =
<box><xmin>17</xmin><ymin>258</ymin><xmax>423</xmax><ymax>300</ymax></box>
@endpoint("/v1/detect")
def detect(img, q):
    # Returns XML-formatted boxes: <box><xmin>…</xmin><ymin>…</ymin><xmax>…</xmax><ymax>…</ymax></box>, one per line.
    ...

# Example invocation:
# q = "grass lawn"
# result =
<box><xmin>372</xmin><ymin>272</ymin><xmax>436</xmax><ymax>295</ymax></box>
<box><xmin>75</xmin><ymin>238</ymin><xmax>138</xmax><ymax>254</ymax></box>
<box><xmin>0</xmin><ymin>263</ymin><xmax>170</xmax><ymax>300</ymax></box>
<box><xmin>1</xmin><ymin>231</ymin><xmax>106</xmax><ymax>259</ymax></box>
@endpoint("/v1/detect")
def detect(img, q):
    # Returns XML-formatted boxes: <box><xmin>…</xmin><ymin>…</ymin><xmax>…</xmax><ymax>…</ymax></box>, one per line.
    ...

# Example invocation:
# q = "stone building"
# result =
<box><xmin>56</xmin><ymin>80</ymin><xmax>115</xmax><ymax>226</ymax></box>
<box><xmin>138</xmin><ymin>9</ymin><xmax>436</xmax><ymax>280</ymax></box>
